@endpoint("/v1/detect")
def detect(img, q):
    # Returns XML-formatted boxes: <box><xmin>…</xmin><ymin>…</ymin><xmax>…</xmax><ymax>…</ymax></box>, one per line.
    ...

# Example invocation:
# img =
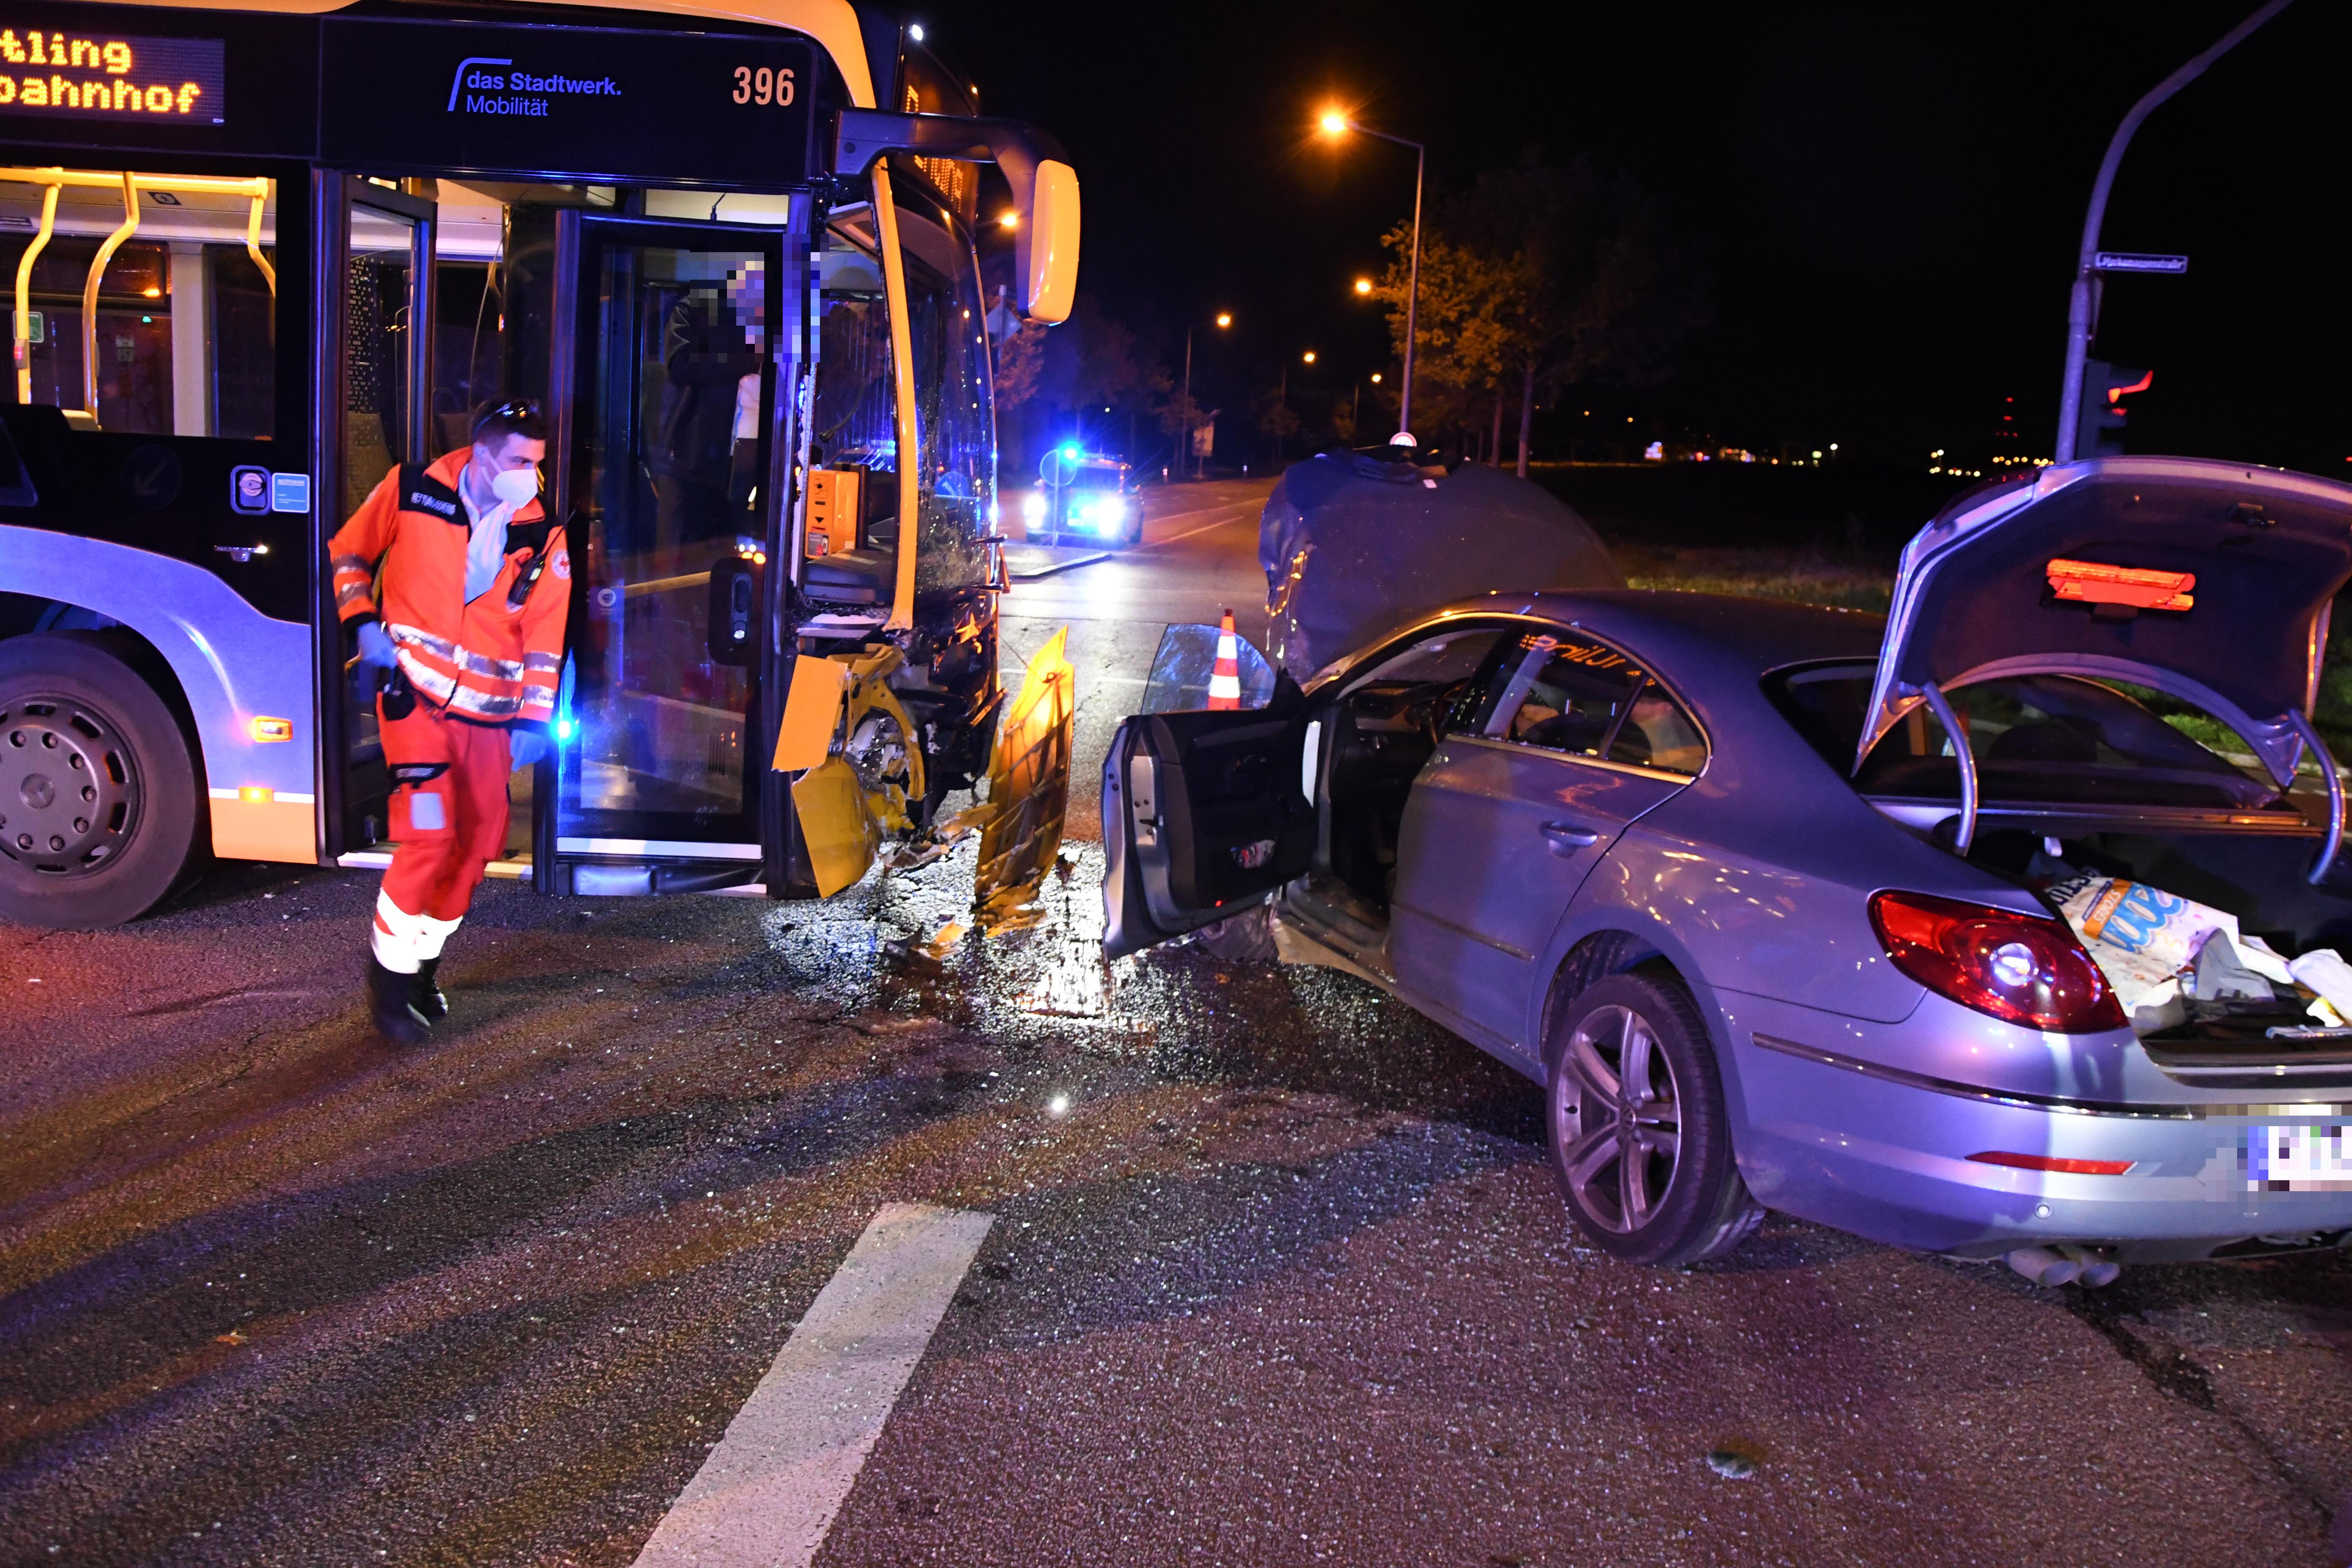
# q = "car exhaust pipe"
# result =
<box><xmin>2006</xmin><ymin>1245</ymin><xmax>2080</xmax><ymax>1287</ymax></box>
<box><xmin>2058</xmin><ymin>1244</ymin><xmax>2121</xmax><ymax>1288</ymax></box>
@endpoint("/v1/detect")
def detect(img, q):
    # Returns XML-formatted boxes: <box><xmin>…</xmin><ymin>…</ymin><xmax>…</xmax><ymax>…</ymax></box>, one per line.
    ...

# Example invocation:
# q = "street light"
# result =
<box><xmin>1318</xmin><ymin>107</ymin><xmax>1425</xmax><ymax>439</ymax></box>
<box><xmin>1353</xmin><ymin>276</ymin><xmax>1372</xmax><ymax>296</ymax></box>
<box><xmin>1302</xmin><ymin>350</ymin><xmax>1316</xmax><ymax>365</ymax></box>
<box><xmin>1179</xmin><ymin>311</ymin><xmax>1232</xmax><ymax>482</ymax></box>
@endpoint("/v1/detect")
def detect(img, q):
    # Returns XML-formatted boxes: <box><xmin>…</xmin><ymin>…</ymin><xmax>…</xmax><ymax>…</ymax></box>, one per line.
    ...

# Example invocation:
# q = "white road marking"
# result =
<box><xmin>1144</xmin><ymin>501</ymin><xmax>1260</xmax><ymax>550</ymax></box>
<box><xmin>630</xmin><ymin>1203</ymin><xmax>994</xmax><ymax>1568</ymax></box>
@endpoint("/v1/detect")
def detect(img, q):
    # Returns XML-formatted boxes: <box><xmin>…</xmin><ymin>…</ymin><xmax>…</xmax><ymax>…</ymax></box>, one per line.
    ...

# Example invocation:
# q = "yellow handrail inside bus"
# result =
<box><xmin>0</xmin><ymin>167</ymin><xmax>277</xmax><ymax>410</ymax></box>
<box><xmin>80</xmin><ymin>173</ymin><xmax>139</xmax><ymax>417</ymax></box>
<box><xmin>11</xmin><ymin>182</ymin><xmax>56</xmax><ymax>406</ymax></box>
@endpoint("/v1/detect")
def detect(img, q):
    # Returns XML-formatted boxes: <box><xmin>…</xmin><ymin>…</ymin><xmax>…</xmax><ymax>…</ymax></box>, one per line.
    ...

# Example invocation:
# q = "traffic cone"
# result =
<box><xmin>1208</xmin><ymin>609</ymin><xmax>1242</xmax><ymax>710</ymax></box>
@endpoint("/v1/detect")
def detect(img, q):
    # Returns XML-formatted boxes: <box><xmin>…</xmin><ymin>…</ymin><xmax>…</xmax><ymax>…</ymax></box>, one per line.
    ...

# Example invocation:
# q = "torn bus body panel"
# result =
<box><xmin>776</xmin><ymin>629</ymin><xmax>1076</xmax><ymax>914</ymax></box>
<box><xmin>965</xmin><ymin>627</ymin><xmax>1075</xmax><ymax>931</ymax></box>
<box><xmin>1259</xmin><ymin>448</ymin><xmax>1620</xmax><ymax>677</ymax></box>
<box><xmin>777</xmin><ymin>644</ymin><xmax>930</xmax><ymax>897</ymax></box>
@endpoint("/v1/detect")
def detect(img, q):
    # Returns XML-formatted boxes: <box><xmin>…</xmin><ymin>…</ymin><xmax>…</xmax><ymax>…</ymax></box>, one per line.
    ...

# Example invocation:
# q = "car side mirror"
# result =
<box><xmin>708</xmin><ymin>554</ymin><xmax>759</xmax><ymax>666</ymax></box>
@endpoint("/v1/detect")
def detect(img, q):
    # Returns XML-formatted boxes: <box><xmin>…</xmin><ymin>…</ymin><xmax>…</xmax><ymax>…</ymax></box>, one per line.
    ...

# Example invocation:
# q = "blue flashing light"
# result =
<box><xmin>554</xmin><ymin>717</ymin><xmax>576</xmax><ymax>742</ymax></box>
<box><xmin>1061</xmin><ymin>444</ymin><xmax>1081</xmax><ymax>459</ymax></box>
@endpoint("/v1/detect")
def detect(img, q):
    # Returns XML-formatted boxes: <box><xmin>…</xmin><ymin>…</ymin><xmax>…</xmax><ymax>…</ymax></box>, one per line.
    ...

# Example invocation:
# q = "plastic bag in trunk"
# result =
<box><xmin>2045</xmin><ymin>872</ymin><xmax>2335</xmax><ymax>1032</ymax></box>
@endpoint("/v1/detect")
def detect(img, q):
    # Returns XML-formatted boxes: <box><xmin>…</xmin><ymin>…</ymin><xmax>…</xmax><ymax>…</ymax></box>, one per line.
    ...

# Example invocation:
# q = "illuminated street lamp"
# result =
<box><xmin>1302</xmin><ymin>350</ymin><xmax>1316</xmax><ymax>365</ymax></box>
<box><xmin>1352</xmin><ymin>276</ymin><xmax>1372</xmax><ymax>296</ymax></box>
<box><xmin>1319</xmin><ymin>107</ymin><xmax>1424</xmax><ymax>438</ymax></box>
<box><xmin>1180</xmin><ymin>310</ymin><xmax>1232</xmax><ymax>482</ymax></box>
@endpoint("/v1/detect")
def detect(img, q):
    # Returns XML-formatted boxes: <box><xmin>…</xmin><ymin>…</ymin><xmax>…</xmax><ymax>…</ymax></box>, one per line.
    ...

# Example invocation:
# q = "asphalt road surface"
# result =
<box><xmin>3</xmin><ymin>475</ymin><xmax>2350</xmax><ymax>1568</ymax></box>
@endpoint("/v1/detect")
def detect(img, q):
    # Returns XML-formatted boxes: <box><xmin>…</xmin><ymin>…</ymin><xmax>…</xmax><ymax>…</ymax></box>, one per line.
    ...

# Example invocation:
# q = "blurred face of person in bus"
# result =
<box><xmin>726</xmin><ymin>263</ymin><xmax>765</xmax><ymax>341</ymax></box>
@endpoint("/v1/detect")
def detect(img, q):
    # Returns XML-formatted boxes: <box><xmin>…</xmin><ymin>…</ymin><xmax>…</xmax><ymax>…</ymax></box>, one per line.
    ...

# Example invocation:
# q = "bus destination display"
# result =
<box><xmin>0</xmin><ymin>26</ymin><xmax>224</xmax><ymax>123</ymax></box>
<box><xmin>321</xmin><ymin>21</ymin><xmax>814</xmax><ymax>185</ymax></box>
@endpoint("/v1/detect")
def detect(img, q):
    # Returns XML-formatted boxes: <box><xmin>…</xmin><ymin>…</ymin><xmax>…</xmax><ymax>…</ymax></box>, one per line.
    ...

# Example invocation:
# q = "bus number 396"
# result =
<box><xmin>732</xmin><ymin>66</ymin><xmax>793</xmax><ymax>106</ymax></box>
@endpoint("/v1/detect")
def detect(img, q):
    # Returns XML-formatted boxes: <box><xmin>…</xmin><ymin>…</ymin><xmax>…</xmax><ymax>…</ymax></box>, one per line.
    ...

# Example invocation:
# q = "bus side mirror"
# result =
<box><xmin>708</xmin><ymin>555</ymin><xmax>758</xmax><ymax>667</ymax></box>
<box><xmin>1018</xmin><ymin>160</ymin><xmax>1080</xmax><ymax>325</ymax></box>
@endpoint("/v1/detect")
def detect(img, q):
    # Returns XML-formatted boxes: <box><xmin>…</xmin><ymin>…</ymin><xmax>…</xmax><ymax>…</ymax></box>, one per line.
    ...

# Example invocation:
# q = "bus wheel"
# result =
<box><xmin>0</xmin><ymin>634</ymin><xmax>201</xmax><ymax>929</ymax></box>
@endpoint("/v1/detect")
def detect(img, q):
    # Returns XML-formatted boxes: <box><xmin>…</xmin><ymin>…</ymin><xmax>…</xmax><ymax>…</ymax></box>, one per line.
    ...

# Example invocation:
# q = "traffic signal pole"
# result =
<box><xmin>2054</xmin><ymin>0</ymin><xmax>2291</xmax><ymax>463</ymax></box>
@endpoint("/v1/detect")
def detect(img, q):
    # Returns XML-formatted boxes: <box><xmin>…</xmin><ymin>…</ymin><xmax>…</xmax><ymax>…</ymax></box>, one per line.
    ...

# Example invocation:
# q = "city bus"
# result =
<box><xmin>0</xmin><ymin>0</ymin><xmax>1078</xmax><ymax>925</ymax></box>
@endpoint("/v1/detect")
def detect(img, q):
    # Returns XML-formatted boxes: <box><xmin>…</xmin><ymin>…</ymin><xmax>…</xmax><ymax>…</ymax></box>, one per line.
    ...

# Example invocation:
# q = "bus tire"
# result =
<box><xmin>0</xmin><ymin>634</ymin><xmax>201</xmax><ymax>928</ymax></box>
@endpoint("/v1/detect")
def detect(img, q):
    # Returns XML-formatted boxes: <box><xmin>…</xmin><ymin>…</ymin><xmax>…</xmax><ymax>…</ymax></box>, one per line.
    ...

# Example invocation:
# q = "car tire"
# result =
<box><xmin>1544</xmin><ymin>971</ymin><xmax>1763</xmax><ymax>1266</ymax></box>
<box><xmin>0</xmin><ymin>634</ymin><xmax>202</xmax><ymax>929</ymax></box>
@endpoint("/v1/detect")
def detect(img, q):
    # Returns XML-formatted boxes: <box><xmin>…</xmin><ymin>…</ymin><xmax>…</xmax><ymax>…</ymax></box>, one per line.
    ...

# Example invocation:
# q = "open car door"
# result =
<box><xmin>1102</xmin><ymin>690</ymin><xmax>1314</xmax><ymax>960</ymax></box>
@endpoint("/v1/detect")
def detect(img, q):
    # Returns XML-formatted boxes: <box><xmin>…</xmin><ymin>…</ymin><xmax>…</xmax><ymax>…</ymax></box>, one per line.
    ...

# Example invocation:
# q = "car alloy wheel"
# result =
<box><xmin>1544</xmin><ymin>971</ymin><xmax>1764</xmax><ymax>1266</ymax></box>
<box><xmin>1553</xmin><ymin>1002</ymin><xmax>1683</xmax><ymax>1233</ymax></box>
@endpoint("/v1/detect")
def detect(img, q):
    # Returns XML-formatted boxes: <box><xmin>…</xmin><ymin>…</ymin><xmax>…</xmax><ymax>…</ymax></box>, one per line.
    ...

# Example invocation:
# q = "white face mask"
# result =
<box><xmin>489</xmin><ymin>466</ymin><xmax>539</xmax><ymax>507</ymax></box>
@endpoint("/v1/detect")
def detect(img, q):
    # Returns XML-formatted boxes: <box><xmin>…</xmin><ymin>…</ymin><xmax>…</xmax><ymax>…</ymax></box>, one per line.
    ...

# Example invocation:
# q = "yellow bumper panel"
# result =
<box><xmin>792</xmin><ymin>755</ymin><xmax>879</xmax><ymax>897</ymax></box>
<box><xmin>207</xmin><ymin>791</ymin><xmax>316</xmax><ymax>864</ymax></box>
<box><xmin>773</xmin><ymin>654</ymin><xmax>851</xmax><ymax>773</ymax></box>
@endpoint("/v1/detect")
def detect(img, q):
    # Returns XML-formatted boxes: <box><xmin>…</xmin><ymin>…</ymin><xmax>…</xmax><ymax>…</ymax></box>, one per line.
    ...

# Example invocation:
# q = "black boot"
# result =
<box><xmin>412</xmin><ymin>957</ymin><xmax>448</xmax><ymax>1022</ymax></box>
<box><xmin>367</xmin><ymin>955</ymin><xmax>431</xmax><ymax>1045</ymax></box>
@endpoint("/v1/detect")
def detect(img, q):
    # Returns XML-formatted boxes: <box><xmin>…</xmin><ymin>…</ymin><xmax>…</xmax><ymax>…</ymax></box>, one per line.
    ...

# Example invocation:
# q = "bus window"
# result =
<box><xmin>431</xmin><ymin>179</ymin><xmax>509</xmax><ymax>455</ymax></box>
<box><xmin>896</xmin><ymin>192</ymin><xmax>991</xmax><ymax>591</ymax></box>
<box><xmin>811</xmin><ymin>212</ymin><xmax>894</xmax><ymax>555</ymax></box>
<box><xmin>0</xmin><ymin>173</ymin><xmax>277</xmax><ymax>438</ymax></box>
<box><xmin>343</xmin><ymin>200</ymin><xmax>418</xmax><ymax>517</ymax></box>
<box><xmin>808</xmin><ymin>193</ymin><xmax>991</xmax><ymax>591</ymax></box>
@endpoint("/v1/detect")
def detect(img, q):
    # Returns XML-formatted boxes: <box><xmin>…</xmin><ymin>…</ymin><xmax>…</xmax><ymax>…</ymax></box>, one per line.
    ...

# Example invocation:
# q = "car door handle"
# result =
<box><xmin>1540</xmin><ymin>821</ymin><xmax>1602</xmax><ymax>854</ymax></box>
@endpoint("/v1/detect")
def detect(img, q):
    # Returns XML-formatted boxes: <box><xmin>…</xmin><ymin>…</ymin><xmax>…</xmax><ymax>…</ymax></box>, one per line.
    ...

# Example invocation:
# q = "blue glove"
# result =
<box><xmin>354</xmin><ymin>620</ymin><xmax>398</xmax><ymax>672</ymax></box>
<box><xmin>509</xmin><ymin>731</ymin><xmax>548</xmax><ymax>770</ymax></box>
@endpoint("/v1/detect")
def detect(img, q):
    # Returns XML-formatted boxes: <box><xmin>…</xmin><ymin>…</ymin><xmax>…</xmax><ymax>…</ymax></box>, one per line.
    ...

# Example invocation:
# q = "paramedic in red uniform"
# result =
<box><xmin>330</xmin><ymin>401</ymin><xmax>567</xmax><ymax>1043</ymax></box>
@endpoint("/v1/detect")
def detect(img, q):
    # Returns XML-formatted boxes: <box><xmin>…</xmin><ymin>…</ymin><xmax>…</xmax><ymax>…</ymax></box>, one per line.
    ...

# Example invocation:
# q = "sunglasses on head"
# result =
<box><xmin>473</xmin><ymin>398</ymin><xmax>543</xmax><ymax>433</ymax></box>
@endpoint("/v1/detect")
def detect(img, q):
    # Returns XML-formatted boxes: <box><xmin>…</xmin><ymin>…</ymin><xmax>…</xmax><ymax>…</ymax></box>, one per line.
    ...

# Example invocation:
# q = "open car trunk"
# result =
<box><xmin>1967</xmin><ymin>824</ymin><xmax>2352</xmax><ymax>1085</ymax></box>
<box><xmin>1794</xmin><ymin>455</ymin><xmax>2352</xmax><ymax>1082</ymax></box>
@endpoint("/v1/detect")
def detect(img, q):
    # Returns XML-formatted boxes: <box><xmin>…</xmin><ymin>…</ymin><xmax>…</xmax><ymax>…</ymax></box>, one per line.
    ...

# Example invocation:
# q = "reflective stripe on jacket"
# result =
<box><xmin>329</xmin><ymin>450</ymin><xmax>569</xmax><ymax>726</ymax></box>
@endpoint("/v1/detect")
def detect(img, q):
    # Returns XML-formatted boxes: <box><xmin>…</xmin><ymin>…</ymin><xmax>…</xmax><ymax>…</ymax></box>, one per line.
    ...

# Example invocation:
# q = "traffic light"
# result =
<box><xmin>2077</xmin><ymin>360</ymin><xmax>2152</xmax><ymax>459</ymax></box>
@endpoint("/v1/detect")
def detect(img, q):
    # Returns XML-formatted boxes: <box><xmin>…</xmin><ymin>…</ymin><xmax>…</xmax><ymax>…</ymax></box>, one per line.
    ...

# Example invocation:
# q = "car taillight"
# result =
<box><xmin>1869</xmin><ymin>890</ymin><xmax>2126</xmax><ymax>1034</ymax></box>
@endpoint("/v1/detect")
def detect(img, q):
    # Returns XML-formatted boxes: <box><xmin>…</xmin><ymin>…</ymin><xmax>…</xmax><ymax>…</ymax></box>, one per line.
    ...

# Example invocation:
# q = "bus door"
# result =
<box><xmin>538</xmin><ymin>212</ymin><xmax>796</xmax><ymax>895</ymax></box>
<box><xmin>328</xmin><ymin>176</ymin><xmax>435</xmax><ymax>857</ymax></box>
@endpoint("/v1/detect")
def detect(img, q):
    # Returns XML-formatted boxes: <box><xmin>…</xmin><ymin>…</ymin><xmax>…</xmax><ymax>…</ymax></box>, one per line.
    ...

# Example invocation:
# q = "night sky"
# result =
<box><xmin>921</xmin><ymin>0</ymin><xmax>2352</xmax><ymax>473</ymax></box>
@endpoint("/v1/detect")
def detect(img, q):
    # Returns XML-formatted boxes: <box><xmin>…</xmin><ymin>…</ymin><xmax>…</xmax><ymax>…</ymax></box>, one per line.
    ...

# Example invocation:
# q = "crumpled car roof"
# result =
<box><xmin>1259</xmin><ymin>449</ymin><xmax>1623</xmax><ymax>674</ymax></box>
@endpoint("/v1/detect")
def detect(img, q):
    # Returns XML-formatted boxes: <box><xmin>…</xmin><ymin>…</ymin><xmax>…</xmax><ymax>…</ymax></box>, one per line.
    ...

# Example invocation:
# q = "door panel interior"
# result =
<box><xmin>1102</xmin><ymin>692</ymin><xmax>1312</xmax><ymax>959</ymax></box>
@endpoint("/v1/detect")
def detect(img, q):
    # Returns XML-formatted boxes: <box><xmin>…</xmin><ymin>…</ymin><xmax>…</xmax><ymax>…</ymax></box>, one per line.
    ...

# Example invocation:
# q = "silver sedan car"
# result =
<box><xmin>1102</xmin><ymin>456</ymin><xmax>2352</xmax><ymax>1278</ymax></box>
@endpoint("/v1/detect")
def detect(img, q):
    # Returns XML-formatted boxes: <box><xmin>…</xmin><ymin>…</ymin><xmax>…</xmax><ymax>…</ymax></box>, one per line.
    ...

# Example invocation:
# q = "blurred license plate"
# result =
<box><xmin>2244</xmin><ymin>1122</ymin><xmax>2352</xmax><ymax>1190</ymax></box>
